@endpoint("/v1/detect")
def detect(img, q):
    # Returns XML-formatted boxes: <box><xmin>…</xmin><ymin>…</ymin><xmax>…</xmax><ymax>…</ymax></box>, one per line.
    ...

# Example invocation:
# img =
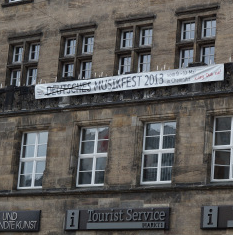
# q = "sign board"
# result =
<box><xmin>201</xmin><ymin>206</ymin><xmax>233</xmax><ymax>229</ymax></box>
<box><xmin>0</xmin><ymin>211</ymin><xmax>41</xmax><ymax>232</ymax></box>
<box><xmin>35</xmin><ymin>64</ymin><xmax>224</xmax><ymax>99</ymax></box>
<box><xmin>65</xmin><ymin>207</ymin><xmax>170</xmax><ymax>231</ymax></box>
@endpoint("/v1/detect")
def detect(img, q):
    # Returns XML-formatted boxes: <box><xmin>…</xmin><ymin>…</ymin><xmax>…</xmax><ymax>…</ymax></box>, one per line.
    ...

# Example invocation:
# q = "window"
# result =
<box><xmin>77</xmin><ymin>127</ymin><xmax>109</xmax><ymax>186</ymax></box>
<box><xmin>115</xmin><ymin>16</ymin><xmax>154</xmax><ymax>75</ymax></box>
<box><xmin>9</xmin><ymin>0</ymin><xmax>22</xmax><ymax>2</ymax></box>
<box><xmin>138</xmin><ymin>54</ymin><xmax>151</xmax><ymax>72</ymax></box>
<box><xmin>59</xmin><ymin>25</ymin><xmax>96</xmax><ymax>80</ymax></box>
<box><xmin>212</xmin><ymin>117</ymin><xmax>233</xmax><ymax>181</ymax></box>
<box><xmin>26</xmin><ymin>68</ymin><xmax>37</xmax><ymax>85</ymax></box>
<box><xmin>13</xmin><ymin>45</ymin><xmax>23</xmax><ymax>63</ymax></box>
<box><xmin>7</xmin><ymin>35</ymin><xmax>41</xmax><ymax>86</ymax></box>
<box><xmin>176</xmin><ymin>15</ymin><xmax>216</xmax><ymax>68</ymax></box>
<box><xmin>63</xmin><ymin>63</ymin><xmax>74</xmax><ymax>77</ymax></box>
<box><xmin>11</xmin><ymin>70</ymin><xmax>21</xmax><ymax>86</ymax></box>
<box><xmin>119</xmin><ymin>56</ymin><xmax>131</xmax><ymax>74</ymax></box>
<box><xmin>29</xmin><ymin>43</ymin><xmax>40</xmax><ymax>61</ymax></box>
<box><xmin>80</xmin><ymin>61</ymin><xmax>92</xmax><ymax>79</ymax></box>
<box><xmin>140</xmin><ymin>27</ymin><xmax>153</xmax><ymax>46</ymax></box>
<box><xmin>64</xmin><ymin>38</ymin><xmax>76</xmax><ymax>56</ymax></box>
<box><xmin>141</xmin><ymin>122</ymin><xmax>176</xmax><ymax>184</ymax></box>
<box><xmin>82</xmin><ymin>36</ymin><xmax>94</xmax><ymax>54</ymax></box>
<box><xmin>121</xmin><ymin>30</ymin><xmax>133</xmax><ymax>48</ymax></box>
<box><xmin>202</xmin><ymin>18</ymin><xmax>216</xmax><ymax>38</ymax></box>
<box><xmin>18</xmin><ymin>131</ymin><xmax>48</xmax><ymax>189</ymax></box>
<box><xmin>201</xmin><ymin>45</ymin><xmax>215</xmax><ymax>65</ymax></box>
<box><xmin>181</xmin><ymin>21</ymin><xmax>195</xmax><ymax>40</ymax></box>
<box><xmin>179</xmin><ymin>48</ymin><xmax>193</xmax><ymax>68</ymax></box>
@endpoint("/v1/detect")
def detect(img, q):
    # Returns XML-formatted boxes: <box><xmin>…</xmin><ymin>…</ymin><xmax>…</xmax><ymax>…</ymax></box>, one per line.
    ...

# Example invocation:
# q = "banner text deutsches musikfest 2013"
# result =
<box><xmin>35</xmin><ymin>64</ymin><xmax>224</xmax><ymax>99</ymax></box>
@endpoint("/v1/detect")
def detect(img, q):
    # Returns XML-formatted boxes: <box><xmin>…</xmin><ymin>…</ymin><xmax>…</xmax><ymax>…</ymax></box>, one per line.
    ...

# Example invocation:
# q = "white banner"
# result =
<box><xmin>35</xmin><ymin>64</ymin><xmax>224</xmax><ymax>99</ymax></box>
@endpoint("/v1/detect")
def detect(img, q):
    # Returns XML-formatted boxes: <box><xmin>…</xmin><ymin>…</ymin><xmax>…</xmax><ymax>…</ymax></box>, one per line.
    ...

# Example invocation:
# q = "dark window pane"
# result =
<box><xmin>98</xmin><ymin>127</ymin><xmax>109</xmax><ymax>140</ymax></box>
<box><xmin>146</xmin><ymin>123</ymin><xmax>160</xmax><ymax>136</ymax></box>
<box><xmin>97</xmin><ymin>140</ymin><xmax>109</xmax><ymax>153</ymax></box>
<box><xmin>164</xmin><ymin>122</ymin><xmax>176</xmax><ymax>135</ymax></box>
<box><xmin>162</xmin><ymin>153</ymin><xmax>174</xmax><ymax>166</ymax></box>
<box><xmin>161</xmin><ymin>167</ymin><xmax>172</xmax><ymax>181</ymax></box>
<box><xmin>20</xmin><ymin>162</ymin><xmax>33</xmax><ymax>174</ymax></box>
<box><xmin>215</xmin><ymin>150</ymin><xmax>230</xmax><ymax>165</ymax></box>
<box><xmin>144</xmin><ymin>154</ymin><xmax>158</xmax><ymax>167</ymax></box>
<box><xmin>82</xmin><ymin>129</ymin><xmax>95</xmax><ymax>141</ymax></box>
<box><xmin>95</xmin><ymin>171</ymin><xmax>104</xmax><ymax>184</ymax></box>
<box><xmin>214</xmin><ymin>166</ymin><xmax>229</xmax><ymax>179</ymax></box>
<box><xmin>34</xmin><ymin>174</ymin><xmax>43</xmax><ymax>186</ymax></box>
<box><xmin>145</xmin><ymin>136</ymin><xmax>160</xmax><ymax>150</ymax></box>
<box><xmin>96</xmin><ymin>157</ymin><xmax>106</xmax><ymax>170</ymax></box>
<box><xmin>80</xmin><ymin>158</ymin><xmax>93</xmax><ymax>171</ymax></box>
<box><xmin>23</xmin><ymin>133</ymin><xmax>36</xmax><ymax>145</ymax></box>
<box><xmin>81</xmin><ymin>141</ymin><xmax>94</xmax><ymax>154</ymax></box>
<box><xmin>143</xmin><ymin>168</ymin><xmax>157</xmax><ymax>182</ymax></box>
<box><xmin>163</xmin><ymin>135</ymin><xmax>175</xmax><ymax>149</ymax></box>
<box><xmin>78</xmin><ymin>172</ymin><xmax>92</xmax><ymax>184</ymax></box>
<box><xmin>19</xmin><ymin>175</ymin><xmax>32</xmax><ymax>187</ymax></box>
<box><xmin>215</xmin><ymin>132</ymin><xmax>231</xmax><ymax>145</ymax></box>
<box><xmin>216</xmin><ymin>117</ymin><xmax>231</xmax><ymax>131</ymax></box>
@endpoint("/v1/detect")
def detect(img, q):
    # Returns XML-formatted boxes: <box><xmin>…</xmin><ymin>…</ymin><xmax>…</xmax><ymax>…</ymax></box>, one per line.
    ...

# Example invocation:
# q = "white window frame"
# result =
<box><xmin>141</xmin><ymin>121</ymin><xmax>176</xmax><ymax>185</ymax></box>
<box><xmin>181</xmin><ymin>21</ymin><xmax>195</xmax><ymax>41</ymax></box>
<box><xmin>18</xmin><ymin>131</ymin><xmax>48</xmax><ymax>189</ymax></box>
<box><xmin>200</xmin><ymin>45</ymin><xmax>215</xmax><ymax>65</ymax></box>
<box><xmin>202</xmin><ymin>18</ymin><xmax>216</xmax><ymax>38</ymax></box>
<box><xmin>211</xmin><ymin>117</ymin><xmax>233</xmax><ymax>182</ymax></box>
<box><xmin>10</xmin><ymin>70</ymin><xmax>21</xmax><ymax>86</ymax></box>
<box><xmin>120</xmin><ymin>30</ymin><xmax>133</xmax><ymax>49</ymax></box>
<box><xmin>80</xmin><ymin>61</ymin><xmax>92</xmax><ymax>79</ymax></box>
<box><xmin>82</xmin><ymin>35</ymin><xmax>94</xmax><ymax>54</ymax></box>
<box><xmin>64</xmin><ymin>38</ymin><xmax>76</xmax><ymax>56</ymax></box>
<box><xmin>9</xmin><ymin>0</ymin><xmax>22</xmax><ymax>2</ymax></box>
<box><xmin>26</xmin><ymin>67</ymin><xmax>37</xmax><ymax>85</ymax></box>
<box><xmin>76</xmin><ymin>127</ymin><xmax>109</xmax><ymax>187</ymax></box>
<box><xmin>29</xmin><ymin>43</ymin><xmax>40</xmax><ymax>61</ymax></box>
<box><xmin>62</xmin><ymin>63</ymin><xmax>74</xmax><ymax>77</ymax></box>
<box><xmin>179</xmin><ymin>48</ymin><xmax>194</xmax><ymax>68</ymax></box>
<box><xmin>140</xmin><ymin>27</ymin><xmax>153</xmax><ymax>46</ymax></box>
<box><xmin>12</xmin><ymin>45</ymin><xmax>23</xmax><ymax>63</ymax></box>
<box><xmin>119</xmin><ymin>56</ymin><xmax>131</xmax><ymax>75</ymax></box>
<box><xmin>138</xmin><ymin>53</ymin><xmax>151</xmax><ymax>72</ymax></box>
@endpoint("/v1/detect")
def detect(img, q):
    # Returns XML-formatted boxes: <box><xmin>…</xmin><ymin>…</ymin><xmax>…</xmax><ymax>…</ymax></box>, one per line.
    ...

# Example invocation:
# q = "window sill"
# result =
<box><xmin>2</xmin><ymin>0</ymin><xmax>34</xmax><ymax>8</ymax></box>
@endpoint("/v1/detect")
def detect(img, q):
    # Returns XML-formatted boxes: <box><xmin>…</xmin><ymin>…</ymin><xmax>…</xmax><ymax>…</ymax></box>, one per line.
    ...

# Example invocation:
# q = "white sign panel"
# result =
<box><xmin>35</xmin><ymin>64</ymin><xmax>224</xmax><ymax>99</ymax></box>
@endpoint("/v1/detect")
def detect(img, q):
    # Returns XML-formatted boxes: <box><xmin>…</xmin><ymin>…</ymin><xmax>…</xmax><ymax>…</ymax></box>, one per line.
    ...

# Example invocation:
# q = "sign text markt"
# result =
<box><xmin>65</xmin><ymin>207</ymin><xmax>170</xmax><ymax>231</ymax></box>
<box><xmin>0</xmin><ymin>211</ymin><xmax>41</xmax><ymax>232</ymax></box>
<box><xmin>35</xmin><ymin>64</ymin><xmax>224</xmax><ymax>99</ymax></box>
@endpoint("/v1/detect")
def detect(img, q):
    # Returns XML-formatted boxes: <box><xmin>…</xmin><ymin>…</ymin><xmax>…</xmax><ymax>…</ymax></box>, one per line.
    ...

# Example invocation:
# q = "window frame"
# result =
<box><xmin>119</xmin><ymin>55</ymin><xmax>131</xmax><ymax>75</ymax></box>
<box><xmin>80</xmin><ymin>60</ymin><xmax>92</xmax><ymax>79</ymax></box>
<box><xmin>181</xmin><ymin>20</ymin><xmax>195</xmax><ymax>41</ymax></box>
<box><xmin>29</xmin><ymin>43</ymin><xmax>40</xmax><ymax>61</ymax></box>
<box><xmin>12</xmin><ymin>45</ymin><xmax>23</xmax><ymax>63</ymax></box>
<box><xmin>140</xmin><ymin>27</ymin><xmax>153</xmax><ymax>46</ymax></box>
<box><xmin>82</xmin><ymin>35</ymin><xmax>94</xmax><ymax>54</ymax></box>
<box><xmin>64</xmin><ymin>37</ymin><xmax>76</xmax><ymax>56</ymax></box>
<box><xmin>76</xmin><ymin>126</ymin><xmax>109</xmax><ymax>187</ymax></box>
<box><xmin>120</xmin><ymin>29</ymin><xmax>133</xmax><ymax>49</ymax></box>
<box><xmin>179</xmin><ymin>48</ymin><xmax>194</xmax><ymax>68</ymax></box>
<box><xmin>211</xmin><ymin>116</ymin><xmax>233</xmax><ymax>182</ymax></box>
<box><xmin>17</xmin><ymin>131</ymin><xmax>48</xmax><ymax>189</ymax></box>
<box><xmin>138</xmin><ymin>53</ymin><xmax>151</xmax><ymax>72</ymax></box>
<box><xmin>200</xmin><ymin>45</ymin><xmax>215</xmax><ymax>65</ymax></box>
<box><xmin>202</xmin><ymin>17</ymin><xmax>216</xmax><ymax>39</ymax></box>
<box><xmin>26</xmin><ymin>67</ymin><xmax>37</xmax><ymax>85</ymax></box>
<box><xmin>140</xmin><ymin>121</ymin><xmax>176</xmax><ymax>185</ymax></box>
<box><xmin>62</xmin><ymin>62</ymin><xmax>74</xmax><ymax>78</ymax></box>
<box><xmin>10</xmin><ymin>69</ymin><xmax>21</xmax><ymax>86</ymax></box>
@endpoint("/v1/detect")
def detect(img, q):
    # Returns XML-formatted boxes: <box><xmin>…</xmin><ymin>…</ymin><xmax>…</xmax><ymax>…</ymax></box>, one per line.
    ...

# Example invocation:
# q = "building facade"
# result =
<box><xmin>0</xmin><ymin>0</ymin><xmax>233</xmax><ymax>234</ymax></box>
